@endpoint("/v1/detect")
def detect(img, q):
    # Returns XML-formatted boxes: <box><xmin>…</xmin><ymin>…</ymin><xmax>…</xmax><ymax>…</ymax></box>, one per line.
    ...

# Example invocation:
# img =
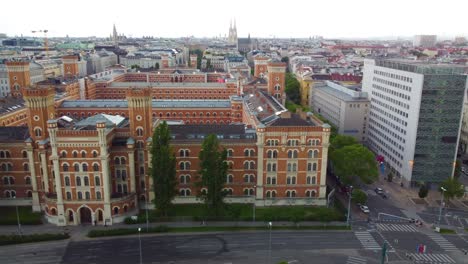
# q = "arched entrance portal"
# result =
<box><xmin>79</xmin><ymin>207</ymin><xmax>92</xmax><ymax>224</ymax></box>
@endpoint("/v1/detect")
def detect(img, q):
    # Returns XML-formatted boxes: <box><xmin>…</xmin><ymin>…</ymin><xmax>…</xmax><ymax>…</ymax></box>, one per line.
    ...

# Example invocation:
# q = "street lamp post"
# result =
<box><xmin>347</xmin><ymin>186</ymin><xmax>353</xmax><ymax>227</ymax></box>
<box><xmin>268</xmin><ymin>221</ymin><xmax>272</xmax><ymax>264</ymax></box>
<box><xmin>438</xmin><ymin>187</ymin><xmax>447</xmax><ymax>227</ymax></box>
<box><xmin>12</xmin><ymin>195</ymin><xmax>22</xmax><ymax>237</ymax></box>
<box><xmin>253</xmin><ymin>185</ymin><xmax>256</xmax><ymax>222</ymax></box>
<box><xmin>138</xmin><ymin>227</ymin><xmax>142</xmax><ymax>264</ymax></box>
<box><xmin>144</xmin><ymin>188</ymin><xmax>149</xmax><ymax>232</ymax></box>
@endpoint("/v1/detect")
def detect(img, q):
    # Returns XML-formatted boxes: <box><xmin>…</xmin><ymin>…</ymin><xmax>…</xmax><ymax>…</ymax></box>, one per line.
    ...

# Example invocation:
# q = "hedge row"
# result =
<box><xmin>0</xmin><ymin>233</ymin><xmax>69</xmax><ymax>246</ymax></box>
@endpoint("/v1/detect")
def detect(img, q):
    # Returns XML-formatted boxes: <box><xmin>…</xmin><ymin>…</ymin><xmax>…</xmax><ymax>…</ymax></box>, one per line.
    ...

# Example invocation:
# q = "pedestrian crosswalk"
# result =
<box><xmin>426</xmin><ymin>233</ymin><xmax>458</xmax><ymax>252</ymax></box>
<box><xmin>376</xmin><ymin>223</ymin><xmax>418</xmax><ymax>232</ymax></box>
<box><xmin>406</xmin><ymin>253</ymin><xmax>455</xmax><ymax>263</ymax></box>
<box><xmin>354</xmin><ymin>231</ymin><xmax>380</xmax><ymax>250</ymax></box>
<box><xmin>346</xmin><ymin>256</ymin><xmax>367</xmax><ymax>264</ymax></box>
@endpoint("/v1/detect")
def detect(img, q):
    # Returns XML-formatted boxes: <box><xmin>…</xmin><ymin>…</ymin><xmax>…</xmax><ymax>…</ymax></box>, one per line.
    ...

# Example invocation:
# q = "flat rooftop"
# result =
<box><xmin>374</xmin><ymin>59</ymin><xmax>467</xmax><ymax>74</ymax></box>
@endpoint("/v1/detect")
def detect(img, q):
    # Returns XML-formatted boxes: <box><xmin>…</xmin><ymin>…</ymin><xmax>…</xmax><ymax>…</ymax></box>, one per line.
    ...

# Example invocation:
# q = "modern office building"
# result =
<box><xmin>362</xmin><ymin>59</ymin><xmax>467</xmax><ymax>186</ymax></box>
<box><xmin>413</xmin><ymin>35</ymin><xmax>437</xmax><ymax>47</ymax></box>
<box><xmin>311</xmin><ymin>80</ymin><xmax>369</xmax><ymax>142</ymax></box>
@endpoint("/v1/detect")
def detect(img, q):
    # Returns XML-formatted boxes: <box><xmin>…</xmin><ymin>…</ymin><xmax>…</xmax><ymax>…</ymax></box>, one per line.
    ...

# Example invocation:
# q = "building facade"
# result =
<box><xmin>362</xmin><ymin>59</ymin><xmax>467</xmax><ymax>186</ymax></box>
<box><xmin>311</xmin><ymin>81</ymin><xmax>369</xmax><ymax>142</ymax></box>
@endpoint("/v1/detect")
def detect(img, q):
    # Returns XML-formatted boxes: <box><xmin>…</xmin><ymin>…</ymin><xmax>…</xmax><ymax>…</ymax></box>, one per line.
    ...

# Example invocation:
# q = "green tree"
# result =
<box><xmin>206</xmin><ymin>58</ymin><xmax>212</xmax><ymax>71</ymax></box>
<box><xmin>189</xmin><ymin>49</ymin><xmax>203</xmax><ymax>69</ymax></box>
<box><xmin>418</xmin><ymin>184</ymin><xmax>429</xmax><ymax>198</ymax></box>
<box><xmin>352</xmin><ymin>189</ymin><xmax>368</xmax><ymax>205</ymax></box>
<box><xmin>150</xmin><ymin>121</ymin><xmax>177</xmax><ymax>216</ymax></box>
<box><xmin>198</xmin><ymin>134</ymin><xmax>228</xmax><ymax>216</ymax></box>
<box><xmin>130</xmin><ymin>64</ymin><xmax>140</xmax><ymax>69</ymax></box>
<box><xmin>155</xmin><ymin>63</ymin><xmax>160</xmax><ymax>70</ymax></box>
<box><xmin>285</xmin><ymin>73</ymin><xmax>301</xmax><ymax>105</ymax></box>
<box><xmin>440</xmin><ymin>177</ymin><xmax>465</xmax><ymax>201</ymax></box>
<box><xmin>329</xmin><ymin>134</ymin><xmax>357</xmax><ymax>154</ymax></box>
<box><xmin>331</xmin><ymin>144</ymin><xmax>378</xmax><ymax>184</ymax></box>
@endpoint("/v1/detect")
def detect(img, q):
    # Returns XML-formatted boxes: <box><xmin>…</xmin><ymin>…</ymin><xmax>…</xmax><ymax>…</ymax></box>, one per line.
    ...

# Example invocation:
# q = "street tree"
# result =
<box><xmin>197</xmin><ymin>134</ymin><xmax>229</xmax><ymax>216</ymax></box>
<box><xmin>418</xmin><ymin>183</ymin><xmax>429</xmax><ymax>198</ymax></box>
<box><xmin>155</xmin><ymin>63</ymin><xmax>160</xmax><ymax>70</ymax></box>
<box><xmin>440</xmin><ymin>177</ymin><xmax>464</xmax><ymax>201</ymax></box>
<box><xmin>285</xmin><ymin>73</ymin><xmax>301</xmax><ymax>105</ymax></box>
<box><xmin>150</xmin><ymin>121</ymin><xmax>177</xmax><ymax>216</ymax></box>
<box><xmin>330</xmin><ymin>144</ymin><xmax>378</xmax><ymax>184</ymax></box>
<box><xmin>329</xmin><ymin>134</ymin><xmax>357</xmax><ymax>154</ymax></box>
<box><xmin>352</xmin><ymin>188</ymin><xmax>368</xmax><ymax>205</ymax></box>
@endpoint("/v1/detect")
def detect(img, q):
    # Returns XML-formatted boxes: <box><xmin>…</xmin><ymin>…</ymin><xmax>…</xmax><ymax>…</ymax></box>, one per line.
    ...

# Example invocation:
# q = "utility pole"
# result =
<box><xmin>438</xmin><ymin>187</ymin><xmax>447</xmax><ymax>227</ymax></box>
<box><xmin>347</xmin><ymin>186</ymin><xmax>353</xmax><ymax>227</ymax></box>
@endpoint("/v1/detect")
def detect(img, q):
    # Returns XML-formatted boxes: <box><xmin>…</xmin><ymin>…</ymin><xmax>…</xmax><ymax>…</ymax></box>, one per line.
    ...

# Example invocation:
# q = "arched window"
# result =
<box><xmin>82</xmin><ymin>163</ymin><xmax>88</xmax><ymax>172</ymax></box>
<box><xmin>225</xmin><ymin>174</ymin><xmax>233</xmax><ymax>184</ymax></box>
<box><xmin>114</xmin><ymin>157</ymin><xmax>120</xmax><ymax>165</ymax></box>
<box><xmin>313</xmin><ymin>150</ymin><xmax>319</xmax><ymax>158</ymax></box>
<box><xmin>96</xmin><ymin>191</ymin><xmax>101</xmax><ymax>200</ymax></box>
<box><xmin>3</xmin><ymin>177</ymin><xmax>8</xmax><ymax>185</ymax></box>
<box><xmin>180</xmin><ymin>162</ymin><xmax>190</xmax><ymax>170</ymax></box>
<box><xmin>95</xmin><ymin>176</ymin><xmax>100</xmax><ymax>186</ymax></box>
<box><xmin>34</xmin><ymin>128</ymin><xmax>42</xmax><ymax>137</ymax></box>
<box><xmin>65</xmin><ymin>176</ymin><xmax>70</xmax><ymax>186</ymax></box>
<box><xmin>77</xmin><ymin>191</ymin><xmax>83</xmax><ymax>200</ymax></box>
<box><xmin>23</xmin><ymin>163</ymin><xmax>29</xmax><ymax>171</ymax></box>
<box><xmin>73</xmin><ymin>151</ymin><xmax>78</xmax><ymax>158</ymax></box>
<box><xmin>120</xmin><ymin>157</ymin><xmax>126</xmax><ymax>165</ymax></box>
<box><xmin>74</xmin><ymin>163</ymin><xmax>79</xmax><ymax>172</ymax></box>
<box><xmin>85</xmin><ymin>191</ymin><xmax>90</xmax><ymax>200</ymax></box>
<box><xmin>66</xmin><ymin>192</ymin><xmax>72</xmax><ymax>200</ymax></box>
<box><xmin>227</xmin><ymin>149</ymin><xmax>233</xmax><ymax>157</ymax></box>
<box><xmin>76</xmin><ymin>176</ymin><xmax>81</xmax><ymax>186</ymax></box>
<box><xmin>122</xmin><ymin>170</ymin><xmax>127</xmax><ymax>181</ymax></box>
<box><xmin>22</xmin><ymin>151</ymin><xmax>28</xmax><ymax>158</ymax></box>
<box><xmin>63</xmin><ymin>163</ymin><xmax>69</xmax><ymax>171</ymax></box>
<box><xmin>25</xmin><ymin>177</ymin><xmax>31</xmax><ymax>185</ymax></box>
<box><xmin>93</xmin><ymin>163</ymin><xmax>99</xmax><ymax>171</ymax></box>
<box><xmin>81</xmin><ymin>151</ymin><xmax>86</xmax><ymax>158</ymax></box>
<box><xmin>84</xmin><ymin>176</ymin><xmax>89</xmax><ymax>186</ymax></box>
<box><xmin>92</xmin><ymin>151</ymin><xmax>98</xmax><ymax>158</ymax></box>
<box><xmin>61</xmin><ymin>151</ymin><xmax>67</xmax><ymax>158</ymax></box>
<box><xmin>136</xmin><ymin>128</ymin><xmax>143</xmax><ymax>136</ymax></box>
<box><xmin>113</xmin><ymin>207</ymin><xmax>119</xmax><ymax>215</ymax></box>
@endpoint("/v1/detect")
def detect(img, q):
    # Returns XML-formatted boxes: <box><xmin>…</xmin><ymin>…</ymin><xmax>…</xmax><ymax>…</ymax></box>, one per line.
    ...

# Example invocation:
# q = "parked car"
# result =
<box><xmin>374</xmin><ymin>187</ymin><xmax>384</xmax><ymax>194</ymax></box>
<box><xmin>360</xmin><ymin>205</ymin><xmax>370</xmax><ymax>214</ymax></box>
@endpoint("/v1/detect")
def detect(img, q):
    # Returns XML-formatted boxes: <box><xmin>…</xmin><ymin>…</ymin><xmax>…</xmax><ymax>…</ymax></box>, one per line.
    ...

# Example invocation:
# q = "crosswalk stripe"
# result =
<box><xmin>407</xmin><ymin>253</ymin><xmax>455</xmax><ymax>263</ymax></box>
<box><xmin>426</xmin><ymin>233</ymin><xmax>458</xmax><ymax>251</ymax></box>
<box><xmin>354</xmin><ymin>231</ymin><xmax>380</xmax><ymax>250</ymax></box>
<box><xmin>346</xmin><ymin>256</ymin><xmax>366</xmax><ymax>264</ymax></box>
<box><xmin>376</xmin><ymin>223</ymin><xmax>418</xmax><ymax>232</ymax></box>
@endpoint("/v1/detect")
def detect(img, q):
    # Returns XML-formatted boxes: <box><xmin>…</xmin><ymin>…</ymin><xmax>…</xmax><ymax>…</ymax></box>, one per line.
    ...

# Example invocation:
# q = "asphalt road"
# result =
<box><xmin>61</xmin><ymin>231</ymin><xmax>363</xmax><ymax>264</ymax></box>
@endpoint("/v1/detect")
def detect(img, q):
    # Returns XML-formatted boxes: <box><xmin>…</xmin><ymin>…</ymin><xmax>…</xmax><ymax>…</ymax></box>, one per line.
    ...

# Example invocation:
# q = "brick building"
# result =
<box><xmin>0</xmin><ymin>63</ymin><xmax>331</xmax><ymax>226</ymax></box>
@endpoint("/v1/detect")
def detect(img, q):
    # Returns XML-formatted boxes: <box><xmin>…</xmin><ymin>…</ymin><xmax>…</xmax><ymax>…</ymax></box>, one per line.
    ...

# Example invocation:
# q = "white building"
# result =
<box><xmin>311</xmin><ymin>81</ymin><xmax>369</xmax><ymax>142</ymax></box>
<box><xmin>0</xmin><ymin>64</ymin><xmax>10</xmax><ymax>97</ymax></box>
<box><xmin>413</xmin><ymin>35</ymin><xmax>437</xmax><ymax>47</ymax></box>
<box><xmin>362</xmin><ymin>59</ymin><xmax>467</xmax><ymax>186</ymax></box>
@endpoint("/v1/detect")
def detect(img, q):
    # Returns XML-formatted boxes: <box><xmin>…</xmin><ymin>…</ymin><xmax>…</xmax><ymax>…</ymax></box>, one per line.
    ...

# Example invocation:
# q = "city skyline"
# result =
<box><xmin>1</xmin><ymin>0</ymin><xmax>467</xmax><ymax>39</ymax></box>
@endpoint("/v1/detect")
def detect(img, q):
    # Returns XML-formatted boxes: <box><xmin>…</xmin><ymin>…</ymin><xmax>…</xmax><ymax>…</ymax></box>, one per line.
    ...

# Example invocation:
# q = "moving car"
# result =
<box><xmin>360</xmin><ymin>205</ymin><xmax>370</xmax><ymax>214</ymax></box>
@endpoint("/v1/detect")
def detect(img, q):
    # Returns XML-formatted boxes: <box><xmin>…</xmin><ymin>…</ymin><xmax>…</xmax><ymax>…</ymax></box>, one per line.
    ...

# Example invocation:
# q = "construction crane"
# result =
<box><xmin>31</xmin><ymin>29</ymin><xmax>49</xmax><ymax>57</ymax></box>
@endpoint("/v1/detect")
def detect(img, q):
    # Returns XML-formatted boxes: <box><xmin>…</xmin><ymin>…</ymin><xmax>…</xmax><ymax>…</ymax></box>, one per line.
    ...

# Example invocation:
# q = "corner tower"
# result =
<box><xmin>126</xmin><ymin>88</ymin><xmax>153</xmax><ymax>140</ymax></box>
<box><xmin>267</xmin><ymin>62</ymin><xmax>287</xmax><ymax>103</ymax></box>
<box><xmin>62</xmin><ymin>55</ymin><xmax>79</xmax><ymax>79</ymax></box>
<box><xmin>6</xmin><ymin>61</ymin><xmax>30</xmax><ymax>97</ymax></box>
<box><xmin>22</xmin><ymin>85</ymin><xmax>56</xmax><ymax>141</ymax></box>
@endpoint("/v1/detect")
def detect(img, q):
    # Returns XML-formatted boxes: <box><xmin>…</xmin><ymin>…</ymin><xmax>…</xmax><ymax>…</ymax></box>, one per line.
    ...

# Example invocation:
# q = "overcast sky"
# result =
<box><xmin>2</xmin><ymin>0</ymin><xmax>467</xmax><ymax>39</ymax></box>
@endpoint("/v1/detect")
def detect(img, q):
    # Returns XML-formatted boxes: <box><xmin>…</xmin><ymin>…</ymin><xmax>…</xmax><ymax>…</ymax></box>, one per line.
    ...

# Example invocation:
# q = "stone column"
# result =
<box><xmin>47</xmin><ymin>120</ymin><xmax>66</xmax><ymax>226</ymax></box>
<box><xmin>97</xmin><ymin>122</ymin><xmax>112</xmax><ymax>225</ymax></box>
<box><xmin>26</xmin><ymin>143</ymin><xmax>40</xmax><ymax>212</ymax></box>
<box><xmin>255</xmin><ymin>125</ymin><xmax>265</xmax><ymax>200</ymax></box>
<box><xmin>39</xmin><ymin>152</ymin><xmax>50</xmax><ymax>193</ymax></box>
<box><xmin>319</xmin><ymin>124</ymin><xmax>331</xmax><ymax>199</ymax></box>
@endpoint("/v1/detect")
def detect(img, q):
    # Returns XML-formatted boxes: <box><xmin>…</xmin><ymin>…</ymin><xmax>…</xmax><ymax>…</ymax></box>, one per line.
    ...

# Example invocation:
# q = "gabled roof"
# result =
<box><xmin>75</xmin><ymin>114</ymin><xmax>125</xmax><ymax>128</ymax></box>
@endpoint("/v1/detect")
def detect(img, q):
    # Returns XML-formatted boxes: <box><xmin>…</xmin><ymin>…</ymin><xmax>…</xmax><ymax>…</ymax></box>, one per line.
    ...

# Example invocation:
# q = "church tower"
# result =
<box><xmin>112</xmin><ymin>24</ymin><xmax>118</xmax><ymax>44</ymax></box>
<box><xmin>228</xmin><ymin>19</ymin><xmax>238</xmax><ymax>45</ymax></box>
<box><xmin>126</xmin><ymin>88</ymin><xmax>153</xmax><ymax>140</ymax></box>
<box><xmin>22</xmin><ymin>85</ymin><xmax>56</xmax><ymax>142</ymax></box>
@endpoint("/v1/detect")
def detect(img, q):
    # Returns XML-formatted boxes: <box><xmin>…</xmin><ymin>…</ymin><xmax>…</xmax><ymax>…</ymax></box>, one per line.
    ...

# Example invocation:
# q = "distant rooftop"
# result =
<box><xmin>315</xmin><ymin>81</ymin><xmax>369</xmax><ymax>102</ymax></box>
<box><xmin>0</xmin><ymin>97</ymin><xmax>25</xmax><ymax>116</ymax></box>
<box><xmin>108</xmin><ymin>82</ymin><xmax>229</xmax><ymax>88</ymax></box>
<box><xmin>0</xmin><ymin>127</ymin><xmax>29</xmax><ymax>141</ymax></box>
<box><xmin>75</xmin><ymin>114</ymin><xmax>126</xmax><ymax>129</ymax></box>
